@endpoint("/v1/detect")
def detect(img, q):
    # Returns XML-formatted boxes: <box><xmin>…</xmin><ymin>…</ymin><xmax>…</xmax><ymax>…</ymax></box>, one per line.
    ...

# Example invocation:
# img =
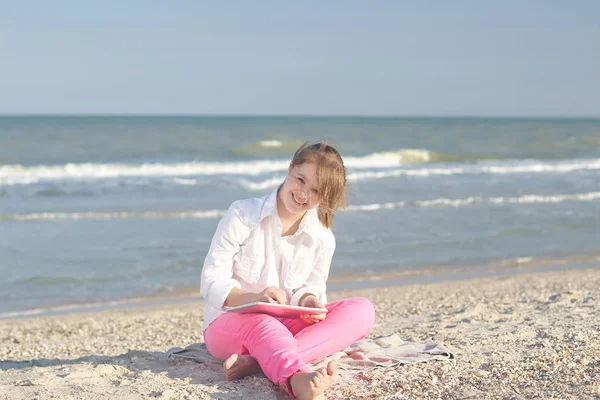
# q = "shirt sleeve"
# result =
<box><xmin>289</xmin><ymin>232</ymin><xmax>335</xmax><ymax>306</ymax></box>
<box><xmin>200</xmin><ymin>202</ymin><xmax>249</xmax><ymax>309</ymax></box>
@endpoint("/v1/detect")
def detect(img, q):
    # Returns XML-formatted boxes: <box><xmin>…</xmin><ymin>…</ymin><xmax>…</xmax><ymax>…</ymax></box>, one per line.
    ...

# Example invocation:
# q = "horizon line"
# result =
<box><xmin>1</xmin><ymin>113</ymin><xmax>599</xmax><ymax>120</ymax></box>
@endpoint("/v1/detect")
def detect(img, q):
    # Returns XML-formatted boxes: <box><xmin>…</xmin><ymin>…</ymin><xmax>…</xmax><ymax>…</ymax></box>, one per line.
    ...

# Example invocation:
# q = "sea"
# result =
<box><xmin>1</xmin><ymin>116</ymin><xmax>599</xmax><ymax>318</ymax></box>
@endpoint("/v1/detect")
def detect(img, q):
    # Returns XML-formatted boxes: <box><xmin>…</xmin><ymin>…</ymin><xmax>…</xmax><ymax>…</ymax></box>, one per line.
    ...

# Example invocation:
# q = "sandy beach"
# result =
<box><xmin>1</xmin><ymin>268</ymin><xmax>599</xmax><ymax>400</ymax></box>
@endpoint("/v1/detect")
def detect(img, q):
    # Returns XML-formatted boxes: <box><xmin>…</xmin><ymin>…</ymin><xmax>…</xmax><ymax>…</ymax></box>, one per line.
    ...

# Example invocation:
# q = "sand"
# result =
<box><xmin>1</xmin><ymin>268</ymin><xmax>599</xmax><ymax>400</ymax></box>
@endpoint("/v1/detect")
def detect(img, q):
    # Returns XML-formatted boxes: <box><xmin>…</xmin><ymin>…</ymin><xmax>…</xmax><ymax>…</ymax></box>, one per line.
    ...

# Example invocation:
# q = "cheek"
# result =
<box><xmin>284</xmin><ymin>179</ymin><xmax>295</xmax><ymax>191</ymax></box>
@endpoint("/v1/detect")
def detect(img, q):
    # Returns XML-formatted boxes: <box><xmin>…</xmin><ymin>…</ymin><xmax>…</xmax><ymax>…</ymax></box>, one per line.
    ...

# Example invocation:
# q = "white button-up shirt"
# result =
<box><xmin>200</xmin><ymin>189</ymin><xmax>335</xmax><ymax>330</ymax></box>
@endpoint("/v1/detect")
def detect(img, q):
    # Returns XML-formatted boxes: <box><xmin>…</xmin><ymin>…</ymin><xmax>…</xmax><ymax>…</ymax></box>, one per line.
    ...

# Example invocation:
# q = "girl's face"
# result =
<box><xmin>280</xmin><ymin>162</ymin><xmax>320</xmax><ymax>215</ymax></box>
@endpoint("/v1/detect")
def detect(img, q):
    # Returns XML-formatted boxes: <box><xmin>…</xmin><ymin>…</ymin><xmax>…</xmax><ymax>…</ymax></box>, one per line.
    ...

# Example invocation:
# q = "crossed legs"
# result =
<box><xmin>204</xmin><ymin>297</ymin><xmax>375</xmax><ymax>398</ymax></box>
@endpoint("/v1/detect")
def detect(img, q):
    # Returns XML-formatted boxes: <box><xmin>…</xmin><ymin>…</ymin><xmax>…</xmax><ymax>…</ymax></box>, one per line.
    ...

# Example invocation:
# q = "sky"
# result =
<box><xmin>1</xmin><ymin>1</ymin><xmax>599</xmax><ymax>117</ymax></box>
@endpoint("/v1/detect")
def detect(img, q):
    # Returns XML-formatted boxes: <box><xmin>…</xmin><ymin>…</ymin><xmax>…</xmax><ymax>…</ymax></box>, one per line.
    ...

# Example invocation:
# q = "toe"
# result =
<box><xmin>327</xmin><ymin>361</ymin><xmax>338</xmax><ymax>376</ymax></box>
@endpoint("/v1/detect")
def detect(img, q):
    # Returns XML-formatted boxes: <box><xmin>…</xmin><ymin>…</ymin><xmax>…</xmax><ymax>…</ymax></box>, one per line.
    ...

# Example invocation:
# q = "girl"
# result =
<box><xmin>200</xmin><ymin>142</ymin><xmax>375</xmax><ymax>400</ymax></box>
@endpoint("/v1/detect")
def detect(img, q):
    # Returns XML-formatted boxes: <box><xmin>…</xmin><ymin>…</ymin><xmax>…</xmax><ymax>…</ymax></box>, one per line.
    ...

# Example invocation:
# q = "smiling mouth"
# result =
<box><xmin>292</xmin><ymin>193</ymin><xmax>306</xmax><ymax>207</ymax></box>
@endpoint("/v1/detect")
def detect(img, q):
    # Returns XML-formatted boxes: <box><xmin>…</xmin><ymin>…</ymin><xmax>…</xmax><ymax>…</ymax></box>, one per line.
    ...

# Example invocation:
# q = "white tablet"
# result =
<box><xmin>223</xmin><ymin>302</ymin><xmax>328</xmax><ymax>318</ymax></box>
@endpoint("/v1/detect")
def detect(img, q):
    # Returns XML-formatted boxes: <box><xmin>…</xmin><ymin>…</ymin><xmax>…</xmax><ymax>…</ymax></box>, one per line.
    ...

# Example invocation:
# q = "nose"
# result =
<box><xmin>296</xmin><ymin>189</ymin><xmax>312</xmax><ymax>202</ymax></box>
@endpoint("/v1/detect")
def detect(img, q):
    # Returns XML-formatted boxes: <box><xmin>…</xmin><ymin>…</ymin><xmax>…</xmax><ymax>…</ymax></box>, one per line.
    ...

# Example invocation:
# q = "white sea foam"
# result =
<box><xmin>5</xmin><ymin>191</ymin><xmax>598</xmax><ymax>222</ymax></box>
<box><xmin>480</xmin><ymin>160</ymin><xmax>600</xmax><ymax>174</ymax></box>
<box><xmin>416</xmin><ymin>197</ymin><xmax>480</xmax><ymax>207</ymax></box>
<box><xmin>172</xmin><ymin>178</ymin><xmax>198</xmax><ymax>185</ymax></box>
<box><xmin>383</xmin><ymin>149</ymin><xmax>433</xmax><ymax>163</ymax></box>
<box><xmin>344</xmin><ymin>148</ymin><xmax>441</xmax><ymax>167</ymax></box>
<box><xmin>230</xmin><ymin>161</ymin><xmax>600</xmax><ymax>191</ymax></box>
<box><xmin>0</xmin><ymin>210</ymin><xmax>225</xmax><ymax>222</ymax></box>
<box><xmin>0</xmin><ymin>160</ymin><xmax>290</xmax><ymax>185</ymax></box>
<box><xmin>488</xmin><ymin>192</ymin><xmax>600</xmax><ymax>204</ymax></box>
<box><xmin>344</xmin><ymin>202</ymin><xmax>404</xmax><ymax>211</ymax></box>
<box><xmin>0</xmin><ymin>149</ymin><xmax>440</xmax><ymax>185</ymax></box>
<box><xmin>0</xmin><ymin>177</ymin><xmax>40</xmax><ymax>185</ymax></box>
<box><xmin>2</xmin><ymin>154</ymin><xmax>599</xmax><ymax>186</ymax></box>
<box><xmin>238</xmin><ymin>176</ymin><xmax>285</xmax><ymax>191</ymax></box>
<box><xmin>258</xmin><ymin>140</ymin><xmax>283</xmax><ymax>148</ymax></box>
<box><xmin>516</xmin><ymin>257</ymin><xmax>534</xmax><ymax>264</ymax></box>
<box><xmin>347</xmin><ymin>167</ymin><xmax>465</xmax><ymax>181</ymax></box>
<box><xmin>241</xmin><ymin>159</ymin><xmax>600</xmax><ymax>191</ymax></box>
<box><xmin>345</xmin><ymin>192</ymin><xmax>600</xmax><ymax>211</ymax></box>
<box><xmin>347</xmin><ymin>159</ymin><xmax>600</xmax><ymax>182</ymax></box>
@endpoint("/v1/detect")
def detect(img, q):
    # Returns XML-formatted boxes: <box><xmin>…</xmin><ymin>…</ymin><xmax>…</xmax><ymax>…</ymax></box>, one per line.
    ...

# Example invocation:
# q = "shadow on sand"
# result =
<box><xmin>1</xmin><ymin>348</ymin><xmax>289</xmax><ymax>399</ymax></box>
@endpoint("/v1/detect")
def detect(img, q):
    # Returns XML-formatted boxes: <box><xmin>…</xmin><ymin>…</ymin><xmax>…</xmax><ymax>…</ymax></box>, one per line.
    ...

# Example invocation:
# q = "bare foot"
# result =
<box><xmin>289</xmin><ymin>361</ymin><xmax>338</xmax><ymax>400</ymax></box>
<box><xmin>223</xmin><ymin>354</ymin><xmax>262</xmax><ymax>381</ymax></box>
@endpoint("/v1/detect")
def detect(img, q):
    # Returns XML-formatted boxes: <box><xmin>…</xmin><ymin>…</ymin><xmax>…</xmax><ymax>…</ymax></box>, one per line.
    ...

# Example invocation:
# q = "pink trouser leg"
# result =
<box><xmin>282</xmin><ymin>297</ymin><xmax>375</xmax><ymax>363</ymax></box>
<box><xmin>204</xmin><ymin>297</ymin><xmax>375</xmax><ymax>395</ymax></box>
<box><xmin>204</xmin><ymin>312</ymin><xmax>311</xmax><ymax>387</ymax></box>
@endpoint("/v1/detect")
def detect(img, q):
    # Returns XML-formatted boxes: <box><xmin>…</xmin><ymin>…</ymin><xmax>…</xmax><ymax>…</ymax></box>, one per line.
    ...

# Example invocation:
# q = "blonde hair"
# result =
<box><xmin>289</xmin><ymin>142</ymin><xmax>347</xmax><ymax>229</ymax></box>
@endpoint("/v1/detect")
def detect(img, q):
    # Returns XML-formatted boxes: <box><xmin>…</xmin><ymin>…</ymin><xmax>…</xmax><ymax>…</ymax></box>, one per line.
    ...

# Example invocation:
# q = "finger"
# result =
<box><xmin>279</xmin><ymin>288</ymin><xmax>289</xmax><ymax>302</ymax></box>
<box><xmin>314</xmin><ymin>301</ymin><xmax>325</xmax><ymax>309</ymax></box>
<box><xmin>307</xmin><ymin>313</ymin><xmax>327</xmax><ymax>323</ymax></box>
<box><xmin>265</xmin><ymin>288</ymin><xmax>283</xmax><ymax>304</ymax></box>
<box><xmin>274</xmin><ymin>290</ymin><xmax>287</xmax><ymax>305</ymax></box>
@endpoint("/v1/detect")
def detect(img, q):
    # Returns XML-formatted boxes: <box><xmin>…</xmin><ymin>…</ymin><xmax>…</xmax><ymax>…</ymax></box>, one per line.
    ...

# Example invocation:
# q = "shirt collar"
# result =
<box><xmin>259</xmin><ymin>188</ymin><xmax>279</xmax><ymax>221</ymax></box>
<box><xmin>297</xmin><ymin>208</ymin><xmax>322</xmax><ymax>241</ymax></box>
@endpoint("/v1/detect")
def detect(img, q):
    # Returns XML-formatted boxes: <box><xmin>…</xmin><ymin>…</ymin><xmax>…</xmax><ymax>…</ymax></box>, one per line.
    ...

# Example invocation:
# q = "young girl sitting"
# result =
<box><xmin>200</xmin><ymin>142</ymin><xmax>375</xmax><ymax>399</ymax></box>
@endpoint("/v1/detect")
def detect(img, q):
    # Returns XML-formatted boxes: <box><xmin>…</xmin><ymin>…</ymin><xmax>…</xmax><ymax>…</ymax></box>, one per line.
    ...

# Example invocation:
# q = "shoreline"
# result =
<box><xmin>1</xmin><ymin>256</ymin><xmax>598</xmax><ymax>321</ymax></box>
<box><xmin>1</xmin><ymin>267</ymin><xmax>598</xmax><ymax>399</ymax></box>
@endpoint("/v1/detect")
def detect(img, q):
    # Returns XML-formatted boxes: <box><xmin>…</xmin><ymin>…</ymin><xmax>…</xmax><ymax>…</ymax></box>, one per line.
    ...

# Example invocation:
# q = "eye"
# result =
<box><xmin>312</xmin><ymin>189</ymin><xmax>319</xmax><ymax>194</ymax></box>
<box><xmin>297</xmin><ymin>177</ymin><xmax>305</xmax><ymax>184</ymax></box>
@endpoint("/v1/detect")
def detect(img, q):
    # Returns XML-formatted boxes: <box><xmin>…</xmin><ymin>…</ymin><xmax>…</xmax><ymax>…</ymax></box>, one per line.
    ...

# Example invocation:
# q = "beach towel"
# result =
<box><xmin>166</xmin><ymin>333</ymin><xmax>454</xmax><ymax>371</ymax></box>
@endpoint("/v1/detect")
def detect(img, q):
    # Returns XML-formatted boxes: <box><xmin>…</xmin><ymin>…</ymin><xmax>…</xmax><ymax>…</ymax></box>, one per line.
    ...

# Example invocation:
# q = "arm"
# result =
<box><xmin>225</xmin><ymin>287</ymin><xmax>260</xmax><ymax>307</ymax></box>
<box><xmin>200</xmin><ymin>202</ymin><xmax>249</xmax><ymax>309</ymax></box>
<box><xmin>295</xmin><ymin>249</ymin><xmax>332</xmax><ymax>323</ymax></box>
<box><xmin>200</xmin><ymin>202</ymin><xmax>287</xmax><ymax>309</ymax></box>
<box><xmin>289</xmin><ymin>233</ymin><xmax>335</xmax><ymax>307</ymax></box>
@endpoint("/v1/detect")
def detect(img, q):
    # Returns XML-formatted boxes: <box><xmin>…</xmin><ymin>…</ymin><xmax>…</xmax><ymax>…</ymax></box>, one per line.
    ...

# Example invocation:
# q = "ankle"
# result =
<box><xmin>285</xmin><ymin>370</ymin><xmax>310</xmax><ymax>398</ymax></box>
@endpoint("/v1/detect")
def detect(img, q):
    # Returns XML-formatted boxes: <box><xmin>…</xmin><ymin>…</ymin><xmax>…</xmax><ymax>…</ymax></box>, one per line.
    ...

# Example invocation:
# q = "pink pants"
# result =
<box><xmin>204</xmin><ymin>297</ymin><xmax>375</xmax><ymax>396</ymax></box>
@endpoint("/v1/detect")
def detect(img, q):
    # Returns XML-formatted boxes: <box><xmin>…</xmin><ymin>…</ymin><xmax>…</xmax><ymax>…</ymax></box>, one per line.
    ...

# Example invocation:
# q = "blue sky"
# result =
<box><xmin>1</xmin><ymin>1</ymin><xmax>599</xmax><ymax>116</ymax></box>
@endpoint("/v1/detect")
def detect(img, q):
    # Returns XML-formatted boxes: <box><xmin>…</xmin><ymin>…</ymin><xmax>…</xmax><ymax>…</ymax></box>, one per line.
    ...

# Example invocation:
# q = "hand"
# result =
<box><xmin>299</xmin><ymin>294</ymin><xmax>327</xmax><ymax>324</ymax></box>
<box><xmin>257</xmin><ymin>286</ymin><xmax>287</xmax><ymax>305</ymax></box>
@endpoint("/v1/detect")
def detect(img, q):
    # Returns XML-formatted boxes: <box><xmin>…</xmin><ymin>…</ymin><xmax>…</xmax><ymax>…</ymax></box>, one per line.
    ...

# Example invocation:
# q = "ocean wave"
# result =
<box><xmin>348</xmin><ymin>159</ymin><xmax>600</xmax><ymax>181</ymax></box>
<box><xmin>259</xmin><ymin>140</ymin><xmax>285</xmax><ymax>148</ymax></box>
<box><xmin>0</xmin><ymin>160</ymin><xmax>289</xmax><ymax>185</ymax></box>
<box><xmin>235</xmin><ymin>159</ymin><xmax>600</xmax><ymax>191</ymax></box>
<box><xmin>488</xmin><ymin>192</ymin><xmax>600</xmax><ymax>204</ymax></box>
<box><xmin>0</xmin><ymin>148</ymin><xmax>482</xmax><ymax>186</ymax></box>
<box><xmin>238</xmin><ymin>176</ymin><xmax>284</xmax><ymax>191</ymax></box>
<box><xmin>172</xmin><ymin>178</ymin><xmax>199</xmax><ymax>186</ymax></box>
<box><xmin>370</xmin><ymin>148</ymin><xmax>470</xmax><ymax>163</ymax></box>
<box><xmin>0</xmin><ymin>210</ymin><xmax>226</xmax><ymax>222</ymax></box>
<box><xmin>3</xmin><ymin>191</ymin><xmax>599</xmax><ymax>222</ymax></box>
<box><xmin>232</xmin><ymin>139</ymin><xmax>305</xmax><ymax>156</ymax></box>
<box><xmin>346</xmin><ymin>191</ymin><xmax>600</xmax><ymax>211</ymax></box>
<box><xmin>3</xmin><ymin>155</ymin><xmax>599</xmax><ymax>188</ymax></box>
